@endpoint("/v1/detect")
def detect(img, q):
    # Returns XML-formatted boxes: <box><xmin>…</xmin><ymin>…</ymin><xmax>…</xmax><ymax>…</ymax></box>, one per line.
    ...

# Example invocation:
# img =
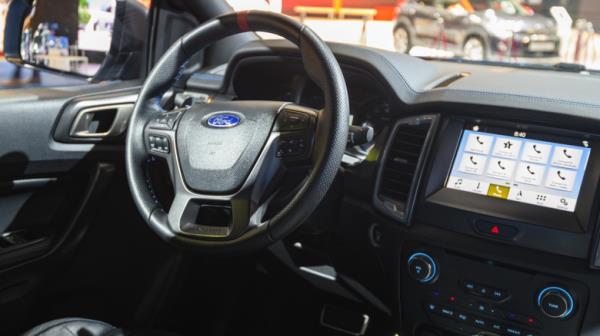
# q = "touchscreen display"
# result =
<box><xmin>446</xmin><ymin>129</ymin><xmax>591</xmax><ymax>212</ymax></box>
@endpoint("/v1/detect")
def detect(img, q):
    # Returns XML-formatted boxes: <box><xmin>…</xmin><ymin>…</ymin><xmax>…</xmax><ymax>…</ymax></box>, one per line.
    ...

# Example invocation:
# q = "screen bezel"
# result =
<box><xmin>424</xmin><ymin>118</ymin><xmax>600</xmax><ymax>234</ymax></box>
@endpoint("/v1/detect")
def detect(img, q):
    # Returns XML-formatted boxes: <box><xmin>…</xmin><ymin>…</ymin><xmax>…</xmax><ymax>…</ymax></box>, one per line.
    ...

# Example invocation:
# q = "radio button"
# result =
<box><xmin>490</xmin><ymin>288</ymin><xmax>509</xmax><ymax>301</ymax></box>
<box><xmin>537</xmin><ymin>286</ymin><xmax>575</xmax><ymax>319</ymax></box>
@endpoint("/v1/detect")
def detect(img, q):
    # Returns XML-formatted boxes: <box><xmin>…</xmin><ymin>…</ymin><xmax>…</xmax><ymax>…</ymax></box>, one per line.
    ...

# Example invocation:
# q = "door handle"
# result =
<box><xmin>69</xmin><ymin>103</ymin><xmax>133</xmax><ymax>138</ymax></box>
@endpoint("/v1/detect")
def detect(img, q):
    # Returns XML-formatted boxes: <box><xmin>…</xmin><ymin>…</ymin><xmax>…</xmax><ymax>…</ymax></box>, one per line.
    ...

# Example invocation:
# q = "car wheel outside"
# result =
<box><xmin>394</xmin><ymin>25</ymin><xmax>412</xmax><ymax>54</ymax></box>
<box><xmin>463</xmin><ymin>36</ymin><xmax>486</xmax><ymax>61</ymax></box>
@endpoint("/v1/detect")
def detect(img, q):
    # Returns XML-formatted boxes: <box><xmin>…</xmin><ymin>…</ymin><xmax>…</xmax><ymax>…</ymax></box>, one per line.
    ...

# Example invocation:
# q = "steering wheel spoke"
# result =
<box><xmin>165</xmin><ymin>128</ymin><xmax>284</xmax><ymax>239</ymax></box>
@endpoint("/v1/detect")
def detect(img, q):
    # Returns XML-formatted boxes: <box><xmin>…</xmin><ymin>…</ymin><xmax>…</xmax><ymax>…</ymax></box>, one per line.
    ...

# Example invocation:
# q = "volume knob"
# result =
<box><xmin>537</xmin><ymin>286</ymin><xmax>575</xmax><ymax>319</ymax></box>
<box><xmin>408</xmin><ymin>252</ymin><xmax>438</xmax><ymax>284</ymax></box>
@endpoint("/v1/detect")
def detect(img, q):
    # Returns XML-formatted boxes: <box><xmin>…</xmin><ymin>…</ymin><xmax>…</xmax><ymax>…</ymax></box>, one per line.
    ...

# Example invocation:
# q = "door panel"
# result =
<box><xmin>0</xmin><ymin>81</ymin><xmax>140</xmax><ymax>333</ymax></box>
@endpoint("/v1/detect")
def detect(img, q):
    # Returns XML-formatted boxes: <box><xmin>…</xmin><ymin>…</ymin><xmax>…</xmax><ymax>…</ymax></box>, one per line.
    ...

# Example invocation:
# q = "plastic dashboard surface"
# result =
<box><xmin>207</xmin><ymin>39</ymin><xmax>600</xmax><ymax>336</ymax></box>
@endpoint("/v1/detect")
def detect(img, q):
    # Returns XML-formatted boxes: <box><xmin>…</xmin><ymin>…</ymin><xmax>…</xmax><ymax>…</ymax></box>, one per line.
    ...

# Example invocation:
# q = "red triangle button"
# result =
<box><xmin>490</xmin><ymin>226</ymin><xmax>500</xmax><ymax>235</ymax></box>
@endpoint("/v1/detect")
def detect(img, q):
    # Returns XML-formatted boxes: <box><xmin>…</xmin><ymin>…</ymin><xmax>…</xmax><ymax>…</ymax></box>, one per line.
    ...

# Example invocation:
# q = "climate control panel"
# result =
<box><xmin>401</xmin><ymin>244</ymin><xmax>587</xmax><ymax>336</ymax></box>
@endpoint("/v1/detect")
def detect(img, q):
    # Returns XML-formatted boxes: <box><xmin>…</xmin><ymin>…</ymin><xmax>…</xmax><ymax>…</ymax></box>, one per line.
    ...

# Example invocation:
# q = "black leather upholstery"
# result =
<box><xmin>23</xmin><ymin>318</ymin><xmax>180</xmax><ymax>336</ymax></box>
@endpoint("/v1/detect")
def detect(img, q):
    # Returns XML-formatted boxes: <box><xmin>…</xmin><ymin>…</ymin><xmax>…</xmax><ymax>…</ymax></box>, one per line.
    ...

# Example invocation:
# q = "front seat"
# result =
<box><xmin>23</xmin><ymin>318</ymin><xmax>180</xmax><ymax>336</ymax></box>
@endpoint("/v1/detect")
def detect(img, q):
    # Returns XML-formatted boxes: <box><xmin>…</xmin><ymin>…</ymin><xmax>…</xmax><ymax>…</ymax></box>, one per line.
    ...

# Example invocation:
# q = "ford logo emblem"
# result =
<box><xmin>206</xmin><ymin>113</ymin><xmax>241</xmax><ymax>128</ymax></box>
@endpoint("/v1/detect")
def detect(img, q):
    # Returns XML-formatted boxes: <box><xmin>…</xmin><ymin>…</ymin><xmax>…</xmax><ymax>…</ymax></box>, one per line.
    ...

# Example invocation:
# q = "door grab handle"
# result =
<box><xmin>69</xmin><ymin>103</ymin><xmax>133</xmax><ymax>138</ymax></box>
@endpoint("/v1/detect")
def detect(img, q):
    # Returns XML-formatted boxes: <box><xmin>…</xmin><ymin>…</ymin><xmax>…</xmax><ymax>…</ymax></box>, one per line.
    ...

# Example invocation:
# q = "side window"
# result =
<box><xmin>19</xmin><ymin>0</ymin><xmax>150</xmax><ymax>80</ymax></box>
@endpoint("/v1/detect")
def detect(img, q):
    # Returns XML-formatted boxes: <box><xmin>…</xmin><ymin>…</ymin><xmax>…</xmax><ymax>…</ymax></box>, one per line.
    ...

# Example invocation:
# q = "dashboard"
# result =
<box><xmin>186</xmin><ymin>39</ymin><xmax>600</xmax><ymax>336</ymax></box>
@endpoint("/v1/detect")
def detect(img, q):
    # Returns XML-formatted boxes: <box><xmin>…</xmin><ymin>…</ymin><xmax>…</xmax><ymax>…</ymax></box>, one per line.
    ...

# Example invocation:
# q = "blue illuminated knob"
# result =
<box><xmin>537</xmin><ymin>286</ymin><xmax>575</xmax><ymax>319</ymax></box>
<box><xmin>407</xmin><ymin>252</ymin><xmax>438</xmax><ymax>284</ymax></box>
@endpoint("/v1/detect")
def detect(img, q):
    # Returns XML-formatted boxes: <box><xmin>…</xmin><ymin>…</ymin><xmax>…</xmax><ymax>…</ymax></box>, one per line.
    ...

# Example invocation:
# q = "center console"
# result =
<box><xmin>399</xmin><ymin>116</ymin><xmax>600</xmax><ymax>336</ymax></box>
<box><xmin>401</xmin><ymin>243</ymin><xmax>588</xmax><ymax>336</ymax></box>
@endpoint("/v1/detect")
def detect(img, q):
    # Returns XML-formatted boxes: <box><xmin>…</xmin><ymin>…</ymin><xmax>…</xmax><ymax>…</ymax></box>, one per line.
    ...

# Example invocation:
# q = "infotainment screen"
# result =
<box><xmin>446</xmin><ymin>128</ymin><xmax>591</xmax><ymax>212</ymax></box>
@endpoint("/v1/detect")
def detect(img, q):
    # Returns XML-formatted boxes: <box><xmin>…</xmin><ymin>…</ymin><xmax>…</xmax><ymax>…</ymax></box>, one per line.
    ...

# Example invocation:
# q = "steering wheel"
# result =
<box><xmin>125</xmin><ymin>11</ymin><xmax>349</xmax><ymax>253</ymax></box>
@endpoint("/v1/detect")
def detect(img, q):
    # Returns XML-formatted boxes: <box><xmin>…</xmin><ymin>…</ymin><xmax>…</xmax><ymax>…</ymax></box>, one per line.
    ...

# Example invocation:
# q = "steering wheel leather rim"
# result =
<box><xmin>125</xmin><ymin>11</ymin><xmax>349</xmax><ymax>253</ymax></box>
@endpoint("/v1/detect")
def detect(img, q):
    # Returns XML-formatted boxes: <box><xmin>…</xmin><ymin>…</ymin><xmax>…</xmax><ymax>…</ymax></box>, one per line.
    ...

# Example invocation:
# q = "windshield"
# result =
<box><xmin>227</xmin><ymin>0</ymin><xmax>600</xmax><ymax>72</ymax></box>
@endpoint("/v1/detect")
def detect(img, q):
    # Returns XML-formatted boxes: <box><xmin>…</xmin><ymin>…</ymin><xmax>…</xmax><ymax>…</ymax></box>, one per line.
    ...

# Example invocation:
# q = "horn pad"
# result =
<box><xmin>176</xmin><ymin>101</ymin><xmax>280</xmax><ymax>194</ymax></box>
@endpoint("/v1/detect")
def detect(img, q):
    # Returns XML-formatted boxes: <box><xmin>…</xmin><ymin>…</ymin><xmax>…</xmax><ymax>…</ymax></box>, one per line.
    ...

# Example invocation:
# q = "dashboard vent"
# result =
<box><xmin>376</xmin><ymin>116</ymin><xmax>435</xmax><ymax>222</ymax></box>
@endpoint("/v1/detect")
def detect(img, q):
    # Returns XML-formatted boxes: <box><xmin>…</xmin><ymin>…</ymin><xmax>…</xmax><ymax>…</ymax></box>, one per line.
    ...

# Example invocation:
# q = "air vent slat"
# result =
<box><xmin>378</xmin><ymin>121</ymin><xmax>432</xmax><ymax>213</ymax></box>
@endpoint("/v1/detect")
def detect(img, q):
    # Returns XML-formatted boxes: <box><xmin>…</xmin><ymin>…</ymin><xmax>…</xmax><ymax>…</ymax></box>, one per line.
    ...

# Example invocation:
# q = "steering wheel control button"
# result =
<box><xmin>148</xmin><ymin>135</ymin><xmax>170</xmax><ymax>154</ymax></box>
<box><xmin>537</xmin><ymin>286</ymin><xmax>575</xmax><ymax>319</ymax></box>
<box><xmin>408</xmin><ymin>252</ymin><xmax>438</xmax><ymax>284</ymax></box>
<box><xmin>276</xmin><ymin>136</ymin><xmax>307</xmax><ymax>159</ymax></box>
<box><xmin>474</xmin><ymin>221</ymin><xmax>519</xmax><ymax>240</ymax></box>
<box><xmin>149</xmin><ymin>111</ymin><xmax>182</xmax><ymax>130</ymax></box>
<box><xmin>275</xmin><ymin>110</ymin><xmax>309</xmax><ymax>131</ymax></box>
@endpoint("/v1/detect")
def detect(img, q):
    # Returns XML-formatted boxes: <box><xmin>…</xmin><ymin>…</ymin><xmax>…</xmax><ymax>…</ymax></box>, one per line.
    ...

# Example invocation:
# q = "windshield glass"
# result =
<box><xmin>227</xmin><ymin>0</ymin><xmax>600</xmax><ymax>72</ymax></box>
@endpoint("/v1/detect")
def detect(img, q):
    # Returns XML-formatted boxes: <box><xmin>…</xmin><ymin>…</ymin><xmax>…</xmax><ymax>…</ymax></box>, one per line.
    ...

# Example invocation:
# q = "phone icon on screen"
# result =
<box><xmin>563</xmin><ymin>149</ymin><xmax>573</xmax><ymax>159</ymax></box>
<box><xmin>557</xmin><ymin>170</ymin><xmax>567</xmax><ymax>181</ymax></box>
<box><xmin>476</xmin><ymin>136</ymin><xmax>484</xmax><ymax>145</ymax></box>
<box><xmin>470</xmin><ymin>156</ymin><xmax>478</xmax><ymax>165</ymax></box>
<box><xmin>497</xmin><ymin>160</ymin><xmax>506</xmax><ymax>170</ymax></box>
<box><xmin>533</xmin><ymin>144</ymin><xmax>542</xmax><ymax>154</ymax></box>
<box><xmin>526</xmin><ymin>165</ymin><xmax>536</xmax><ymax>175</ymax></box>
<box><xmin>487</xmin><ymin>184</ymin><xmax>509</xmax><ymax>199</ymax></box>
